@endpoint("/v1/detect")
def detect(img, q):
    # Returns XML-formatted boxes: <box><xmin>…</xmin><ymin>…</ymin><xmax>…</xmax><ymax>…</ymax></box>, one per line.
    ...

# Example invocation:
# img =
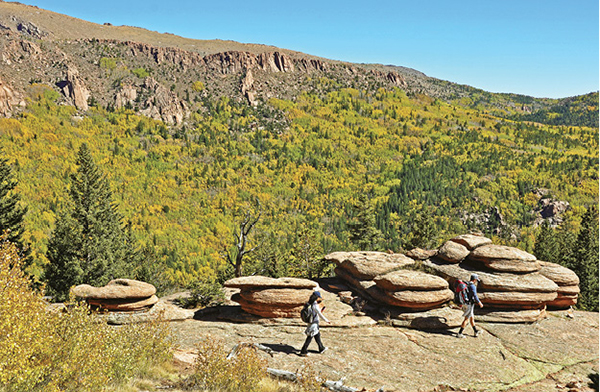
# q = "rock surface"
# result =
<box><xmin>374</xmin><ymin>270</ymin><xmax>449</xmax><ymax>291</ymax></box>
<box><xmin>326</xmin><ymin>251</ymin><xmax>414</xmax><ymax>280</ymax></box>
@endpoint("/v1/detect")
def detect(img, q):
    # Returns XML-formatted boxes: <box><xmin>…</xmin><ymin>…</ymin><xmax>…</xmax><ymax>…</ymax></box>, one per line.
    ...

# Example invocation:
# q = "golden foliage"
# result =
<box><xmin>0</xmin><ymin>238</ymin><xmax>173</xmax><ymax>392</ymax></box>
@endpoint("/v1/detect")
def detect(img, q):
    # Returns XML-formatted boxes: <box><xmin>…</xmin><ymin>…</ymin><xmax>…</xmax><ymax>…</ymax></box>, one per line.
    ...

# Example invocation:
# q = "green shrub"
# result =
<box><xmin>179</xmin><ymin>278</ymin><xmax>225</xmax><ymax>308</ymax></box>
<box><xmin>132</xmin><ymin>67</ymin><xmax>150</xmax><ymax>78</ymax></box>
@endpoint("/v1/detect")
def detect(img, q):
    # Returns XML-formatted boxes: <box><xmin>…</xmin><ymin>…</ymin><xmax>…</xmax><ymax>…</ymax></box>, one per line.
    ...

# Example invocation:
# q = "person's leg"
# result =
<box><xmin>314</xmin><ymin>332</ymin><xmax>325</xmax><ymax>352</ymax></box>
<box><xmin>300</xmin><ymin>335</ymin><xmax>313</xmax><ymax>354</ymax></box>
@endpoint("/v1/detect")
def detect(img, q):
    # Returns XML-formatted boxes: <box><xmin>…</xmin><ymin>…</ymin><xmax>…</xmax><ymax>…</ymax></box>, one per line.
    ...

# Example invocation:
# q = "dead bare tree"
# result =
<box><xmin>221</xmin><ymin>201</ymin><xmax>261</xmax><ymax>277</ymax></box>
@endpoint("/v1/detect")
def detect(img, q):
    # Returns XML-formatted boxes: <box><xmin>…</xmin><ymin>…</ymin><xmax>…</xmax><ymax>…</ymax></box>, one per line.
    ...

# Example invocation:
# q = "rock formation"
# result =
<box><xmin>139</xmin><ymin>77</ymin><xmax>187</xmax><ymax>125</ymax></box>
<box><xmin>418</xmin><ymin>233</ymin><xmax>581</xmax><ymax>320</ymax></box>
<box><xmin>0</xmin><ymin>77</ymin><xmax>24</xmax><ymax>117</ymax></box>
<box><xmin>60</xmin><ymin>66</ymin><xmax>90</xmax><ymax>111</ymax></box>
<box><xmin>225</xmin><ymin>276</ymin><xmax>318</xmax><ymax>318</ymax></box>
<box><xmin>326</xmin><ymin>251</ymin><xmax>454</xmax><ymax>311</ymax></box>
<box><xmin>71</xmin><ymin>279</ymin><xmax>158</xmax><ymax>312</ymax></box>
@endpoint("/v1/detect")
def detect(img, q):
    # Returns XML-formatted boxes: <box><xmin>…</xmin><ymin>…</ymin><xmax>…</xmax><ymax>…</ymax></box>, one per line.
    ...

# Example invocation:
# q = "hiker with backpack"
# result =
<box><xmin>455</xmin><ymin>274</ymin><xmax>484</xmax><ymax>338</ymax></box>
<box><xmin>299</xmin><ymin>290</ymin><xmax>330</xmax><ymax>356</ymax></box>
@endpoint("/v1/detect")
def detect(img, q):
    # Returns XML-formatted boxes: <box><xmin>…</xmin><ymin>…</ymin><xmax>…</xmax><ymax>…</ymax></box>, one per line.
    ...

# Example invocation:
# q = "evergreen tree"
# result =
<box><xmin>404</xmin><ymin>209</ymin><xmax>438</xmax><ymax>250</ymax></box>
<box><xmin>533</xmin><ymin>221</ymin><xmax>559</xmax><ymax>263</ymax></box>
<box><xmin>572</xmin><ymin>205</ymin><xmax>599</xmax><ymax>311</ymax></box>
<box><xmin>0</xmin><ymin>156</ymin><xmax>29</xmax><ymax>261</ymax></box>
<box><xmin>44</xmin><ymin>144</ymin><xmax>139</xmax><ymax>300</ymax></box>
<box><xmin>348</xmin><ymin>194</ymin><xmax>383</xmax><ymax>251</ymax></box>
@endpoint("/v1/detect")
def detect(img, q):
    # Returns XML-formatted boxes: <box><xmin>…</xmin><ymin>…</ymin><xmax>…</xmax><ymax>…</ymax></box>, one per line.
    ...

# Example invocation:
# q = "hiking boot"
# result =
<box><xmin>319</xmin><ymin>347</ymin><xmax>328</xmax><ymax>354</ymax></box>
<box><xmin>299</xmin><ymin>352</ymin><xmax>310</xmax><ymax>357</ymax></box>
<box><xmin>457</xmin><ymin>333</ymin><xmax>465</xmax><ymax>338</ymax></box>
<box><xmin>475</xmin><ymin>330</ymin><xmax>482</xmax><ymax>337</ymax></box>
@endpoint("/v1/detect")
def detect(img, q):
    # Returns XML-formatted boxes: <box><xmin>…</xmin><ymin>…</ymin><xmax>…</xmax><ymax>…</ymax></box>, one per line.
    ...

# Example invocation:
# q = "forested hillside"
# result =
<box><xmin>3</xmin><ymin>83</ymin><xmax>598</xmax><ymax>287</ymax></box>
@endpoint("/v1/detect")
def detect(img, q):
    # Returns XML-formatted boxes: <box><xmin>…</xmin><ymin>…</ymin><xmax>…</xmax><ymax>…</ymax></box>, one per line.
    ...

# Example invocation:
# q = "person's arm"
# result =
<box><xmin>471</xmin><ymin>283</ymin><xmax>483</xmax><ymax>307</ymax></box>
<box><xmin>314</xmin><ymin>303</ymin><xmax>330</xmax><ymax>323</ymax></box>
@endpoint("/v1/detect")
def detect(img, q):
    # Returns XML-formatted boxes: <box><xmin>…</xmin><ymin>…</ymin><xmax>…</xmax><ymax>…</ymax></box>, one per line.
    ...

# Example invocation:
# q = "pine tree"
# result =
<box><xmin>348</xmin><ymin>194</ymin><xmax>383</xmax><ymax>251</ymax></box>
<box><xmin>44</xmin><ymin>144</ymin><xmax>139</xmax><ymax>300</ymax></box>
<box><xmin>0</xmin><ymin>156</ymin><xmax>29</xmax><ymax>261</ymax></box>
<box><xmin>572</xmin><ymin>205</ymin><xmax>599</xmax><ymax>311</ymax></box>
<box><xmin>533</xmin><ymin>221</ymin><xmax>559</xmax><ymax>263</ymax></box>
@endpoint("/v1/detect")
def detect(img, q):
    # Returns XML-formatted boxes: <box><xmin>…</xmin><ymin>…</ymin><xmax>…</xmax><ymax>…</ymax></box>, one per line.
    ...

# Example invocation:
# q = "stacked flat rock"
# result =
<box><xmin>71</xmin><ymin>279</ymin><xmax>158</xmax><ymax>312</ymax></box>
<box><xmin>225</xmin><ymin>276</ymin><xmax>317</xmax><ymax>318</ymax></box>
<box><xmin>326</xmin><ymin>251</ymin><xmax>453</xmax><ymax>311</ymax></box>
<box><xmin>372</xmin><ymin>270</ymin><xmax>453</xmax><ymax>310</ymax></box>
<box><xmin>424</xmin><ymin>234</ymin><xmax>577</xmax><ymax>315</ymax></box>
<box><xmin>539</xmin><ymin>261</ymin><xmax>580</xmax><ymax>309</ymax></box>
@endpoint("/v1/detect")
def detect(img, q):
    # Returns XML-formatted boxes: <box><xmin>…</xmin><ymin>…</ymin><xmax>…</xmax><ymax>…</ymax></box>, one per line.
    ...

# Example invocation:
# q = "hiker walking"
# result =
<box><xmin>457</xmin><ymin>274</ymin><xmax>483</xmax><ymax>338</ymax></box>
<box><xmin>300</xmin><ymin>291</ymin><xmax>330</xmax><ymax>356</ymax></box>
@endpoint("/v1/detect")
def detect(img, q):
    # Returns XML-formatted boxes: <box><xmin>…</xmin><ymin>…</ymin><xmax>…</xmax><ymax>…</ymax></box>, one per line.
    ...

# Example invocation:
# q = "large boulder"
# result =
<box><xmin>437</xmin><ymin>241</ymin><xmax>470</xmax><ymax>264</ymax></box>
<box><xmin>467</xmin><ymin>245</ymin><xmax>540</xmax><ymax>273</ymax></box>
<box><xmin>225</xmin><ymin>276</ymin><xmax>318</xmax><ymax>318</ymax></box>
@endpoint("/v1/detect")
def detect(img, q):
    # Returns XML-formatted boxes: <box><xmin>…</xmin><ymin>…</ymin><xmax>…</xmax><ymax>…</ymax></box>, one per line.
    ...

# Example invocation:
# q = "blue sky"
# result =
<box><xmin>19</xmin><ymin>0</ymin><xmax>599</xmax><ymax>99</ymax></box>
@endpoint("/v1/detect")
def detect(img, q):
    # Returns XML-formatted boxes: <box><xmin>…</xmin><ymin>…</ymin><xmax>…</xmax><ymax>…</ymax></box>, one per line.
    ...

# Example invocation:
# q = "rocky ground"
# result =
<box><xmin>162</xmin><ymin>289</ymin><xmax>598</xmax><ymax>392</ymax></box>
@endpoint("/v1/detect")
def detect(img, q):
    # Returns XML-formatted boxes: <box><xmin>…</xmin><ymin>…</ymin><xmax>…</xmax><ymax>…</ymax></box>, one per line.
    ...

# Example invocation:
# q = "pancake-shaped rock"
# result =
<box><xmin>232</xmin><ymin>293</ymin><xmax>302</xmax><ymax>318</ymax></box>
<box><xmin>71</xmin><ymin>279</ymin><xmax>156</xmax><ymax>300</ymax></box>
<box><xmin>239</xmin><ymin>288</ymin><xmax>314</xmax><ymax>306</ymax></box>
<box><xmin>374</xmin><ymin>270</ymin><xmax>449</xmax><ymax>291</ymax></box>
<box><xmin>382</xmin><ymin>289</ymin><xmax>453</xmax><ymax>310</ymax></box>
<box><xmin>470</xmin><ymin>244</ymin><xmax>537</xmax><ymax>262</ymax></box>
<box><xmin>224</xmin><ymin>276</ymin><xmax>317</xmax><ymax>290</ymax></box>
<box><xmin>538</xmin><ymin>261</ymin><xmax>580</xmax><ymax>286</ymax></box>
<box><xmin>478</xmin><ymin>291</ymin><xmax>557</xmax><ymax>309</ymax></box>
<box><xmin>326</xmin><ymin>251</ymin><xmax>414</xmax><ymax>280</ymax></box>
<box><xmin>87</xmin><ymin>295</ymin><xmax>159</xmax><ymax>311</ymax></box>
<box><xmin>449</xmin><ymin>234</ymin><xmax>492</xmax><ymax>250</ymax></box>
<box><xmin>437</xmin><ymin>241</ymin><xmax>470</xmax><ymax>264</ymax></box>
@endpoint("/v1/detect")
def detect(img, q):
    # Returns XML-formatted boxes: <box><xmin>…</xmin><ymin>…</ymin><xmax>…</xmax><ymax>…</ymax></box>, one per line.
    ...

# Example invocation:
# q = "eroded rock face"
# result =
<box><xmin>225</xmin><ymin>276</ymin><xmax>318</xmax><ymax>318</ymax></box>
<box><xmin>405</xmin><ymin>248</ymin><xmax>437</xmax><ymax>260</ymax></box>
<box><xmin>0</xmin><ymin>77</ymin><xmax>23</xmax><ymax>117</ymax></box>
<box><xmin>61</xmin><ymin>66</ymin><xmax>89</xmax><ymax>111</ymax></box>
<box><xmin>140</xmin><ymin>77</ymin><xmax>187</xmax><ymax>125</ymax></box>
<box><xmin>114</xmin><ymin>84</ymin><xmax>137</xmax><ymax>109</ymax></box>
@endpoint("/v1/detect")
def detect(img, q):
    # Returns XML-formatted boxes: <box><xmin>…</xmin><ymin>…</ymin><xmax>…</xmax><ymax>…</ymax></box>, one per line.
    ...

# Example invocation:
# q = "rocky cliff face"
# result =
<box><xmin>0</xmin><ymin>24</ymin><xmax>408</xmax><ymax>123</ymax></box>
